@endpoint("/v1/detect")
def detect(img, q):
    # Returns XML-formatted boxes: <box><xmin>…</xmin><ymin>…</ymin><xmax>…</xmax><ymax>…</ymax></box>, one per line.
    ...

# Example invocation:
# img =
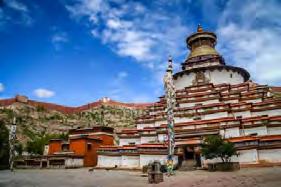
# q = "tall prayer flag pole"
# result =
<box><xmin>164</xmin><ymin>56</ymin><xmax>176</xmax><ymax>175</ymax></box>
<box><xmin>9</xmin><ymin>117</ymin><xmax>17</xmax><ymax>172</ymax></box>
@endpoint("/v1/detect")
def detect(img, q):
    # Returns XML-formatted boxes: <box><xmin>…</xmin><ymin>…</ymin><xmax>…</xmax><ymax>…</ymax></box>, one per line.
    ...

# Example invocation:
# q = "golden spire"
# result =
<box><xmin>197</xmin><ymin>24</ymin><xmax>203</xmax><ymax>32</ymax></box>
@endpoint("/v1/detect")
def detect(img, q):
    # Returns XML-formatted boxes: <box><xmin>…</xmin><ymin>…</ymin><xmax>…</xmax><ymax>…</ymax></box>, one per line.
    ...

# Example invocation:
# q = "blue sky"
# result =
<box><xmin>0</xmin><ymin>0</ymin><xmax>281</xmax><ymax>106</ymax></box>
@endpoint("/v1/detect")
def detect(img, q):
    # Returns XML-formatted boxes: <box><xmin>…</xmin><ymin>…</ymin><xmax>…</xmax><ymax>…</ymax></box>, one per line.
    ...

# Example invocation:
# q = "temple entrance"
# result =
<box><xmin>179</xmin><ymin>146</ymin><xmax>201</xmax><ymax>171</ymax></box>
<box><xmin>41</xmin><ymin>161</ymin><xmax>47</xmax><ymax>168</ymax></box>
<box><xmin>184</xmin><ymin>146</ymin><xmax>194</xmax><ymax>160</ymax></box>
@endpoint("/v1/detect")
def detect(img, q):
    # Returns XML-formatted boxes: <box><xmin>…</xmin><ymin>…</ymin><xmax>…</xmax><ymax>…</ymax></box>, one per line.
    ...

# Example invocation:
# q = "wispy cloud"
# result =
<box><xmin>0</xmin><ymin>83</ymin><xmax>4</xmax><ymax>92</ymax></box>
<box><xmin>6</xmin><ymin>0</ymin><xmax>28</xmax><ymax>12</ymax></box>
<box><xmin>34</xmin><ymin>88</ymin><xmax>55</xmax><ymax>98</ymax></box>
<box><xmin>51</xmin><ymin>31</ymin><xmax>69</xmax><ymax>50</ymax></box>
<box><xmin>103</xmin><ymin>71</ymin><xmax>155</xmax><ymax>102</ymax></box>
<box><xmin>2</xmin><ymin>0</ymin><xmax>33</xmax><ymax>26</ymax></box>
<box><xmin>116</xmin><ymin>71</ymin><xmax>128</xmax><ymax>79</ymax></box>
<box><xmin>65</xmin><ymin>0</ymin><xmax>189</xmax><ymax>69</ymax></box>
<box><xmin>216</xmin><ymin>0</ymin><xmax>281</xmax><ymax>85</ymax></box>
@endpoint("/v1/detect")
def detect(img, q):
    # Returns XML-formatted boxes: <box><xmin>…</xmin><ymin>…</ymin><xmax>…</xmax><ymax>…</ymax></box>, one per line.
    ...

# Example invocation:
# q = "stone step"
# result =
<box><xmin>178</xmin><ymin>160</ymin><xmax>196</xmax><ymax>171</ymax></box>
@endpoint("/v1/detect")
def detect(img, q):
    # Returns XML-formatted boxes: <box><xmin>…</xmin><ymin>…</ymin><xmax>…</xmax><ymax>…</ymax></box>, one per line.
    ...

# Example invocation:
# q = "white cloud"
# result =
<box><xmin>65</xmin><ymin>0</ymin><xmax>189</xmax><ymax>69</ymax></box>
<box><xmin>216</xmin><ymin>0</ymin><xmax>281</xmax><ymax>85</ymax></box>
<box><xmin>52</xmin><ymin>32</ymin><xmax>68</xmax><ymax>43</ymax></box>
<box><xmin>34</xmin><ymin>88</ymin><xmax>55</xmax><ymax>98</ymax></box>
<box><xmin>4</xmin><ymin>0</ymin><xmax>33</xmax><ymax>26</ymax></box>
<box><xmin>0</xmin><ymin>83</ymin><xmax>4</xmax><ymax>92</ymax></box>
<box><xmin>117</xmin><ymin>71</ymin><xmax>128</xmax><ymax>79</ymax></box>
<box><xmin>7</xmin><ymin>0</ymin><xmax>28</xmax><ymax>12</ymax></box>
<box><xmin>51</xmin><ymin>32</ymin><xmax>68</xmax><ymax>50</ymax></box>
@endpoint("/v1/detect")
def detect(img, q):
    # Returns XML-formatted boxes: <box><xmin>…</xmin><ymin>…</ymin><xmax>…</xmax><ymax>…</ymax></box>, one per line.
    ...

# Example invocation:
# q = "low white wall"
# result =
<box><xmin>258</xmin><ymin>149</ymin><xmax>281</xmax><ymax>163</ymax></box>
<box><xmin>121</xmin><ymin>155</ymin><xmax>140</xmax><ymax>168</ymax></box>
<box><xmin>139</xmin><ymin>155</ymin><xmax>178</xmax><ymax>168</ymax></box>
<box><xmin>97</xmin><ymin>155</ymin><xmax>121</xmax><ymax>167</ymax></box>
<box><xmin>238</xmin><ymin>149</ymin><xmax>258</xmax><ymax>164</ymax></box>
<box><xmin>65</xmin><ymin>158</ymin><xmax>83</xmax><ymax>168</ymax></box>
<box><xmin>202</xmin><ymin>148</ymin><xmax>281</xmax><ymax>167</ymax></box>
<box><xmin>202</xmin><ymin>149</ymin><xmax>257</xmax><ymax>167</ymax></box>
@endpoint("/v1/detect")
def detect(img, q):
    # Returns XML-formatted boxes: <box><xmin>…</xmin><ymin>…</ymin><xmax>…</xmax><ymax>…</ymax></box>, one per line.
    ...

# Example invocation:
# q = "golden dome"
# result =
<box><xmin>186</xmin><ymin>25</ymin><xmax>219</xmax><ymax>59</ymax></box>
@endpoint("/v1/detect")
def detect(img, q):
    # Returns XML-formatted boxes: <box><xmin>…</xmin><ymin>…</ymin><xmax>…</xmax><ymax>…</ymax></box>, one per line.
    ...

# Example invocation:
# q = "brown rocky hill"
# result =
<box><xmin>0</xmin><ymin>95</ymin><xmax>151</xmax><ymax>144</ymax></box>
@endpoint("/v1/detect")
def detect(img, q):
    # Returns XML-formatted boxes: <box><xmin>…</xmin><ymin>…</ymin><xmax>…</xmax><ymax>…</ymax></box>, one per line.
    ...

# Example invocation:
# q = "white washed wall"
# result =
<box><xmin>179</xmin><ymin>99</ymin><xmax>220</xmax><ymax>108</ymax></box>
<box><xmin>43</xmin><ymin>145</ymin><xmax>49</xmax><ymax>156</ymax></box>
<box><xmin>244</xmin><ymin>98</ymin><xmax>262</xmax><ymax>103</ymax></box>
<box><xmin>223</xmin><ymin>100</ymin><xmax>239</xmax><ymax>104</ymax></box>
<box><xmin>140</xmin><ymin>136</ymin><xmax>158</xmax><ymax>144</ymax></box>
<box><xmin>121</xmin><ymin>156</ymin><xmax>140</xmax><ymax>168</ymax></box>
<box><xmin>222</xmin><ymin>127</ymin><xmax>240</xmax><ymax>138</ymax></box>
<box><xmin>232</xmin><ymin>111</ymin><xmax>251</xmax><ymax>118</ymax></box>
<box><xmin>154</xmin><ymin>120</ymin><xmax>166</xmax><ymax>127</ymax></box>
<box><xmin>253</xmin><ymin>109</ymin><xmax>281</xmax><ymax>117</ymax></box>
<box><xmin>158</xmin><ymin>134</ymin><xmax>167</xmax><ymax>142</ymax></box>
<box><xmin>204</xmin><ymin>112</ymin><xmax>228</xmax><ymax>120</ymax></box>
<box><xmin>119</xmin><ymin>138</ymin><xmax>140</xmax><ymax>146</ymax></box>
<box><xmin>97</xmin><ymin>155</ymin><xmax>121</xmax><ymax>167</ymax></box>
<box><xmin>174</xmin><ymin>117</ymin><xmax>193</xmax><ymax>123</ymax></box>
<box><xmin>139</xmin><ymin>155</ymin><xmax>178</xmax><ymax>168</ymax></box>
<box><xmin>174</xmin><ymin>69</ymin><xmax>245</xmax><ymax>90</ymax></box>
<box><xmin>182</xmin><ymin>125</ymin><xmax>195</xmax><ymax>130</ymax></box>
<box><xmin>137</xmin><ymin>123</ymin><xmax>154</xmax><ymax>130</ymax></box>
<box><xmin>174</xmin><ymin>73</ymin><xmax>195</xmax><ymax>89</ymax></box>
<box><xmin>65</xmin><ymin>158</ymin><xmax>83</xmax><ymax>168</ymax></box>
<box><xmin>238</xmin><ymin>149</ymin><xmax>258</xmax><ymax>163</ymax></box>
<box><xmin>268</xmin><ymin>127</ymin><xmax>281</xmax><ymax>135</ymax></box>
<box><xmin>243</xmin><ymin>126</ymin><xmax>267</xmax><ymax>136</ymax></box>
<box><xmin>259</xmin><ymin>149</ymin><xmax>281</xmax><ymax>163</ymax></box>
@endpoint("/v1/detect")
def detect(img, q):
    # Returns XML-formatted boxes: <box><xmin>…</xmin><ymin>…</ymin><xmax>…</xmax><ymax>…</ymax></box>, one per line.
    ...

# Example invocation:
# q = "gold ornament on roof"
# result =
<box><xmin>197</xmin><ymin>24</ymin><xmax>203</xmax><ymax>32</ymax></box>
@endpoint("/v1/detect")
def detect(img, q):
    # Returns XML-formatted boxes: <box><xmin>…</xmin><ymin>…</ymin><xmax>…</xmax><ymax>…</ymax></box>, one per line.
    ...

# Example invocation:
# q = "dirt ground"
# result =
<box><xmin>0</xmin><ymin>167</ymin><xmax>281</xmax><ymax>187</ymax></box>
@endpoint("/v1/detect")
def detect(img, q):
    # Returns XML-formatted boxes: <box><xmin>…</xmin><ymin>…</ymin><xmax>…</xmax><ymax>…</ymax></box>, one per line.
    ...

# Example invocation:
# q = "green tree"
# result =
<box><xmin>201</xmin><ymin>135</ymin><xmax>238</xmax><ymax>163</ymax></box>
<box><xmin>26</xmin><ymin>133</ymin><xmax>68</xmax><ymax>155</ymax></box>
<box><xmin>0</xmin><ymin>122</ymin><xmax>9</xmax><ymax>169</ymax></box>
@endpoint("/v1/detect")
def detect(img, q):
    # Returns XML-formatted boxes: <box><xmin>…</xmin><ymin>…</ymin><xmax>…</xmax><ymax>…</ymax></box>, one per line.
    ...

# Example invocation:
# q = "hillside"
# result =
<box><xmin>0</xmin><ymin>95</ymin><xmax>151</xmax><ymax>145</ymax></box>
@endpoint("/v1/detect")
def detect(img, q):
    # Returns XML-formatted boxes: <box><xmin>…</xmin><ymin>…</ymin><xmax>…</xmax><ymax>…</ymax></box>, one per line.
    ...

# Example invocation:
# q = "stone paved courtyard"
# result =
<box><xmin>0</xmin><ymin>167</ymin><xmax>281</xmax><ymax>187</ymax></box>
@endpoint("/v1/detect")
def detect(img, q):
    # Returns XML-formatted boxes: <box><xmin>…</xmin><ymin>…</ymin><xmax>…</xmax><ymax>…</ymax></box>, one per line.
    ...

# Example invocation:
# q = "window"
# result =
<box><xmin>230</xmin><ymin>73</ymin><xmax>233</xmax><ymax>78</ymax></box>
<box><xmin>87</xmin><ymin>143</ymin><xmax>92</xmax><ymax>151</ymax></box>
<box><xmin>193</xmin><ymin>116</ymin><xmax>201</xmax><ymax>120</ymax></box>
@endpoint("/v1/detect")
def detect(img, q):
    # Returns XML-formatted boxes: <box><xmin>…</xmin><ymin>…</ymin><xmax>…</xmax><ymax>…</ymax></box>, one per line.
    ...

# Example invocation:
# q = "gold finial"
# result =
<box><xmin>197</xmin><ymin>24</ymin><xmax>203</xmax><ymax>32</ymax></box>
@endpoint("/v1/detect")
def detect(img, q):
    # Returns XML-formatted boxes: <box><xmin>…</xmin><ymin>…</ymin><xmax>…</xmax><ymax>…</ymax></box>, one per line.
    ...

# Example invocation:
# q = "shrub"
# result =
<box><xmin>201</xmin><ymin>135</ymin><xmax>238</xmax><ymax>163</ymax></box>
<box><xmin>0</xmin><ymin>122</ymin><xmax>9</xmax><ymax>169</ymax></box>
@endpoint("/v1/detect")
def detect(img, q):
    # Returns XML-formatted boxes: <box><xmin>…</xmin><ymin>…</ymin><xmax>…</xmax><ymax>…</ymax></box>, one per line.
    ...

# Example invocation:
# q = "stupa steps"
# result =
<box><xmin>145</xmin><ymin>85</ymin><xmax>273</xmax><ymax>113</ymax></box>
<box><xmin>136</xmin><ymin>100</ymin><xmax>281</xmax><ymax>124</ymax></box>
<box><xmin>168</xmin><ymin>81</ymin><xmax>264</xmax><ymax>94</ymax></box>
<box><xmin>119</xmin><ymin>115</ymin><xmax>281</xmax><ymax>135</ymax></box>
